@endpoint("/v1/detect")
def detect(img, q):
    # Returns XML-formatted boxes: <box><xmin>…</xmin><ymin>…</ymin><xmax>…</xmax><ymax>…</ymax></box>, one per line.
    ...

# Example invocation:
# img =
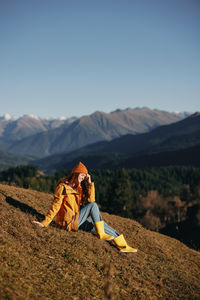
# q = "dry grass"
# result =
<box><xmin>0</xmin><ymin>183</ymin><xmax>200</xmax><ymax>300</ymax></box>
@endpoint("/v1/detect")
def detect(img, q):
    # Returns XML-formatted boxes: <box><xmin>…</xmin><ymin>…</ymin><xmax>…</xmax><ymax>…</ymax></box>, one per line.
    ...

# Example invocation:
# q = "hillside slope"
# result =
<box><xmin>0</xmin><ymin>184</ymin><xmax>200</xmax><ymax>300</ymax></box>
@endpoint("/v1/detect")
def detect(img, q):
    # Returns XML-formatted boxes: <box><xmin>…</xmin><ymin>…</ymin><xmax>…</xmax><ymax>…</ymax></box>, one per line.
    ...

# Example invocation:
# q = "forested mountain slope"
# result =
<box><xmin>0</xmin><ymin>149</ymin><xmax>34</xmax><ymax>171</ymax></box>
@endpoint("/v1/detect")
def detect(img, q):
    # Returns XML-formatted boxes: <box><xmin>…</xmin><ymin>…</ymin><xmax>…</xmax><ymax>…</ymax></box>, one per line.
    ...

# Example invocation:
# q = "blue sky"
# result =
<box><xmin>0</xmin><ymin>0</ymin><xmax>199</xmax><ymax>118</ymax></box>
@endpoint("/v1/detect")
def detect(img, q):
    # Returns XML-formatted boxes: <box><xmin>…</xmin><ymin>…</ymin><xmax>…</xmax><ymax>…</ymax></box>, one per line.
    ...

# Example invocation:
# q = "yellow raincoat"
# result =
<box><xmin>41</xmin><ymin>182</ymin><xmax>95</xmax><ymax>231</ymax></box>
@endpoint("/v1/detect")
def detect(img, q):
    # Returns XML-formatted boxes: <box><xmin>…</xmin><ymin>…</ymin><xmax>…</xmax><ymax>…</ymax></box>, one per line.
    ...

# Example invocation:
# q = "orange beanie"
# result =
<box><xmin>72</xmin><ymin>162</ymin><xmax>88</xmax><ymax>174</ymax></box>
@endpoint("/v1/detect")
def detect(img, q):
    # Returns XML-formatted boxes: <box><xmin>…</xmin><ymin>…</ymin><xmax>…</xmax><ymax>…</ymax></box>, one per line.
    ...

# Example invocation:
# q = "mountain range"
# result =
<box><xmin>35</xmin><ymin>112</ymin><xmax>200</xmax><ymax>172</ymax></box>
<box><xmin>0</xmin><ymin>108</ymin><xmax>187</xmax><ymax>159</ymax></box>
<box><xmin>0</xmin><ymin>114</ymin><xmax>76</xmax><ymax>148</ymax></box>
<box><xmin>1</xmin><ymin>107</ymin><xmax>198</xmax><ymax>172</ymax></box>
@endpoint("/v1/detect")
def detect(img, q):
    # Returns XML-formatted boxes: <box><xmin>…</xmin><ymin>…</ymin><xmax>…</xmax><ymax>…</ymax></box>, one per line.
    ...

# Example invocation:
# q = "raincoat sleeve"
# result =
<box><xmin>41</xmin><ymin>183</ymin><xmax>65</xmax><ymax>227</ymax></box>
<box><xmin>87</xmin><ymin>182</ymin><xmax>95</xmax><ymax>203</ymax></box>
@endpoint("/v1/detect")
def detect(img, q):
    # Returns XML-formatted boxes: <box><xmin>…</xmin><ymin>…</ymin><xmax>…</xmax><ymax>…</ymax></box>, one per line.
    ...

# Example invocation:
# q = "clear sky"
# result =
<box><xmin>0</xmin><ymin>0</ymin><xmax>199</xmax><ymax>118</ymax></box>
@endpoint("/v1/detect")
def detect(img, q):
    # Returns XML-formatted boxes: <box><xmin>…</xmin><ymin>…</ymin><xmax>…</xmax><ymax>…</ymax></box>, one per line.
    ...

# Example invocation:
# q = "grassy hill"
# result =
<box><xmin>0</xmin><ymin>183</ymin><xmax>200</xmax><ymax>300</ymax></box>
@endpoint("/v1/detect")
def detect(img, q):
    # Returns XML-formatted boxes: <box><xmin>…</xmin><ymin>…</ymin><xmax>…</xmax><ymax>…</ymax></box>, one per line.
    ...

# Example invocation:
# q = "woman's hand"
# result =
<box><xmin>86</xmin><ymin>174</ymin><xmax>91</xmax><ymax>184</ymax></box>
<box><xmin>32</xmin><ymin>220</ymin><xmax>45</xmax><ymax>227</ymax></box>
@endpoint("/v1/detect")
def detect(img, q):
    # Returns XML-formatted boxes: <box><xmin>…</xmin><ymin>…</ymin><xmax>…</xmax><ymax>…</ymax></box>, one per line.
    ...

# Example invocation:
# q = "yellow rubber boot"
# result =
<box><xmin>113</xmin><ymin>234</ymin><xmax>137</xmax><ymax>253</ymax></box>
<box><xmin>94</xmin><ymin>221</ymin><xmax>114</xmax><ymax>241</ymax></box>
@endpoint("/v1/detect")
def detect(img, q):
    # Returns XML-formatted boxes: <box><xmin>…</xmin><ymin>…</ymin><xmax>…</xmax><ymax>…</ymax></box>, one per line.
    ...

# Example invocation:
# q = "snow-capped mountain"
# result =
<box><xmin>0</xmin><ymin>114</ymin><xmax>77</xmax><ymax>143</ymax></box>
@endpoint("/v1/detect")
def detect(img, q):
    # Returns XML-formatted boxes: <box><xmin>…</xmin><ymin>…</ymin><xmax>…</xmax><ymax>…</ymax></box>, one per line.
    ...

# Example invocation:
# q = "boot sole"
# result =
<box><xmin>120</xmin><ymin>250</ymin><xmax>137</xmax><ymax>253</ymax></box>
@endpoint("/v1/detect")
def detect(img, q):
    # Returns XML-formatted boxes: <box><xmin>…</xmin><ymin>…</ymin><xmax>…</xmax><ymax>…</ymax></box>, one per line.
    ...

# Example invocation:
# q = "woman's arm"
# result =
<box><xmin>87</xmin><ymin>182</ymin><xmax>95</xmax><ymax>202</ymax></box>
<box><xmin>35</xmin><ymin>183</ymin><xmax>65</xmax><ymax>227</ymax></box>
<box><xmin>86</xmin><ymin>174</ymin><xmax>95</xmax><ymax>202</ymax></box>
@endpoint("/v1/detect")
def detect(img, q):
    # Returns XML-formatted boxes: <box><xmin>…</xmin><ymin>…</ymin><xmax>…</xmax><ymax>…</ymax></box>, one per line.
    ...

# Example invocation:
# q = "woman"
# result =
<box><xmin>33</xmin><ymin>162</ymin><xmax>137</xmax><ymax>253</ymax></box>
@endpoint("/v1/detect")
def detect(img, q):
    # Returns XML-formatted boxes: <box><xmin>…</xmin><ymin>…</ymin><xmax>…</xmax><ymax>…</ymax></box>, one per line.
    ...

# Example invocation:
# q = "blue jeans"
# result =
<box><xmin>78</xmin><ymin>202</ymin><xmax>120</xmax><ymax>238</ymax></box>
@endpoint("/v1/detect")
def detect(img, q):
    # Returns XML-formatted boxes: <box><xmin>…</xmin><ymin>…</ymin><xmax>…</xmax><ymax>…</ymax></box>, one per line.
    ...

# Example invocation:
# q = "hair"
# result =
<box><xmin>57</xmin><ymin>173</ymin><xmax>89</xmax><ymax>202</ymax></box>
